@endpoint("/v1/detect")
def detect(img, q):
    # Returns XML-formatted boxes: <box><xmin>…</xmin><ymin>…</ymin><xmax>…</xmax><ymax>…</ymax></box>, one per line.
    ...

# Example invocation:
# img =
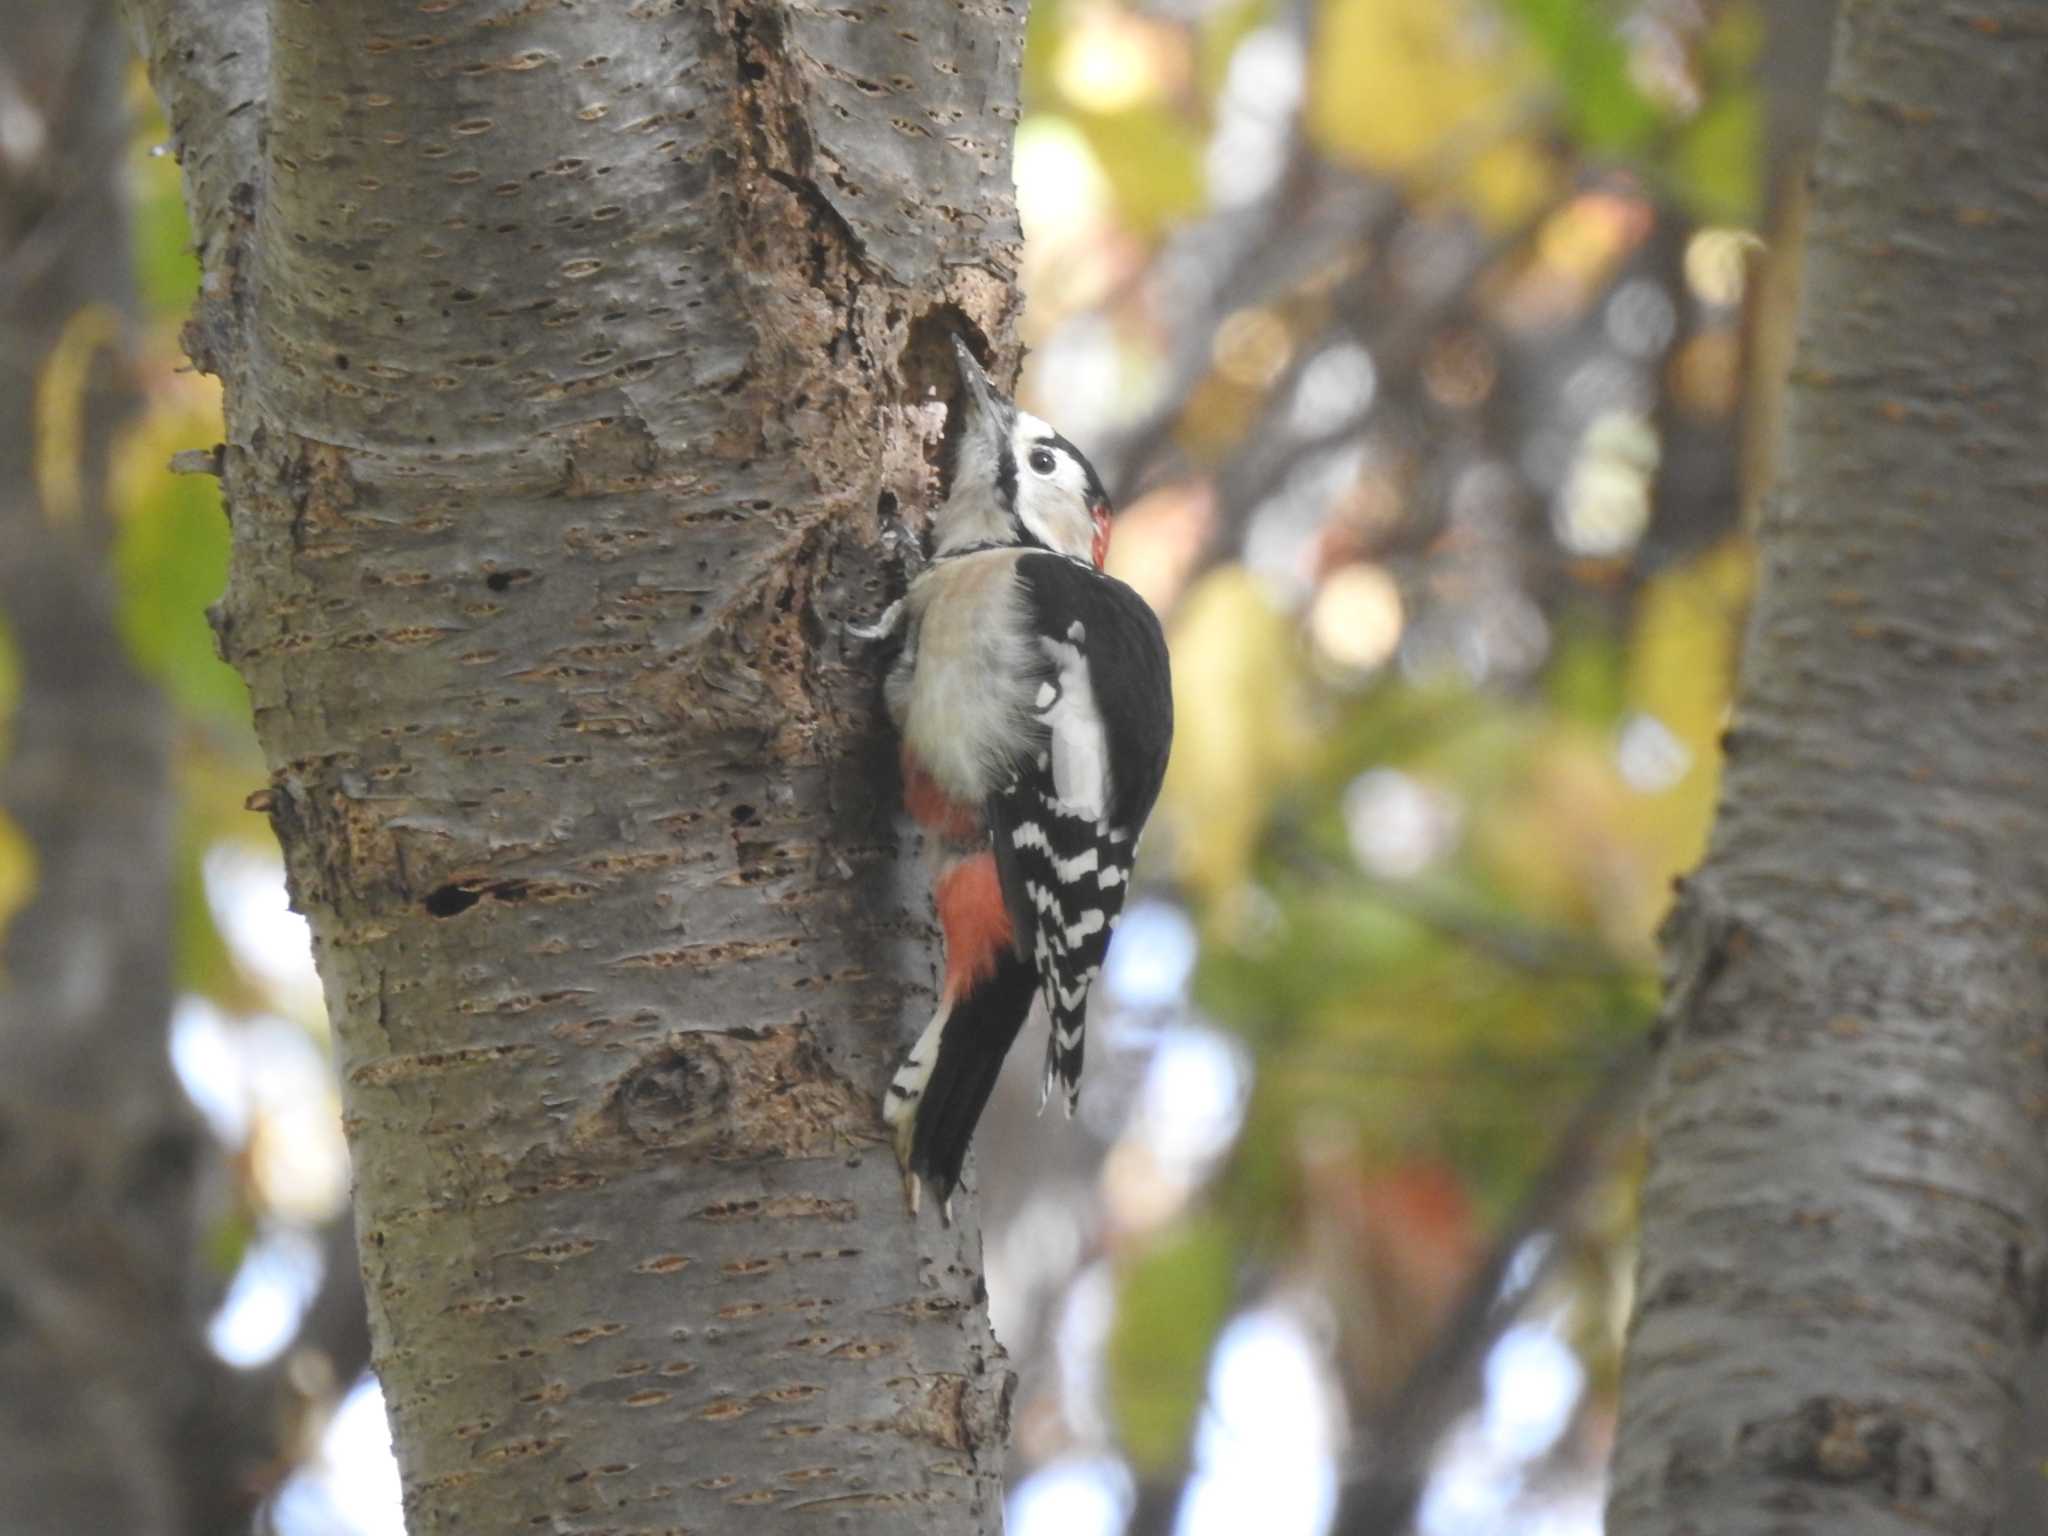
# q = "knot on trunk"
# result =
<box><xmin>1739</xmin><ymin>1395</ymin><xmax>1937</xmax><ymax>1501</ymax></box>
<box><xmin>570</xmin><ymin>1026</ymin><xmax>869</xmax><ymax>1163</ymax></box>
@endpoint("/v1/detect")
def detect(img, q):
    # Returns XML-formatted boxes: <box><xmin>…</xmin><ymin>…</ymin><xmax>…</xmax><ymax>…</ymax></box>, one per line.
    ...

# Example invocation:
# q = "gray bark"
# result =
<box><xmin>1738</xmin><ymin>0</ymin><xmax>1838</xmax><ymax>531</ymax></box>
<box><xmin>128</xmin><ymin>0</ymin><xmax>1024</xmax><ymax>1531</ymax></box>
<box><xmin>0</xmin><ymin>3</ymin><xmax>279</xmax><ymax>1530</ymax></box>
<box><xmin>1999</xmin><ymin>1336</ymin><xmax>2048</xmax><ymax>1532</ymax></box>
<box><xmin>1607</xmin><ymin>5</ymin><xmax>2048</xmax><ymax>1534</ymax></box>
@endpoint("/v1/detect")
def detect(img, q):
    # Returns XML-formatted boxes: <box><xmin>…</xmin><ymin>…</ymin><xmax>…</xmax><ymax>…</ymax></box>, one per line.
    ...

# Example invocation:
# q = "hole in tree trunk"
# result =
<box><xmin>424</xmin><ymin>884</ymin><xmax>482</xmax><ymax>917</ymax></box>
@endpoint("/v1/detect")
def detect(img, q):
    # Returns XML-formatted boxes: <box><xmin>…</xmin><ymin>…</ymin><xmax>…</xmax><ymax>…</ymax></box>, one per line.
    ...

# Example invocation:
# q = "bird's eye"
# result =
<box><xmin>1027</xmin><ymin>447</ymin><xmax>1058</xmax><ymax>477</ymax></box>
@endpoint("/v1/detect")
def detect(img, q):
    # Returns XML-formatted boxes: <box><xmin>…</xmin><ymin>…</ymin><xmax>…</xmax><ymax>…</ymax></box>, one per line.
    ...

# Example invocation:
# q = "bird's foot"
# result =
<box><xmin>843</xmin><ymin>596</ymin><xmax>905</xmax><ymax>644</ymax></box>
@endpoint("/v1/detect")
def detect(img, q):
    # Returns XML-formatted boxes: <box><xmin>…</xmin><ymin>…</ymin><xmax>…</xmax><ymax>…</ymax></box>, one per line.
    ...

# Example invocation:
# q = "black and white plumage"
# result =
<box><xmin>856</xmin><ymin>338</ymin><xmax>1174</xmax><ymax>1212</ymax></box>
<box><xmin>992</xmin><ymin>553</ymin><xmax>1172</xmax><ymax>1111</ymax></box>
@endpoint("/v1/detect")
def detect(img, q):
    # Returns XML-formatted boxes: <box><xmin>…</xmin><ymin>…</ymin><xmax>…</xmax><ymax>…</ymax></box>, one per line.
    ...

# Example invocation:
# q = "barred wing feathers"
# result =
<box><xmin>990</xmin><ymin>553</ymin><xmax>1173</xmax><ymax>1111</ymax></box>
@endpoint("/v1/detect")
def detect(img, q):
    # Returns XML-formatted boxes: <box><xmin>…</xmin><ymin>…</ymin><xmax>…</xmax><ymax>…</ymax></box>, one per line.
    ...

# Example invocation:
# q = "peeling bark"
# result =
<box><xmin>1607</xmin><ymin>5</ymin><xmax>2048</xmax><ymax>1534</ymax></box>
<box><xmin>128</xmin><ymin>0</ymin><xmax>1026</xmax><ymax>1529</ymax></box>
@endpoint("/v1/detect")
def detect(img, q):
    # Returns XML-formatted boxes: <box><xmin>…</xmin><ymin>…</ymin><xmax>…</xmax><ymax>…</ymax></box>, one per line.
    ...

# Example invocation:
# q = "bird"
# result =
<box><xmin>851</xmin><ymin>336</ymin><xmax>1174</xmax><ymax>1215</ymax></box>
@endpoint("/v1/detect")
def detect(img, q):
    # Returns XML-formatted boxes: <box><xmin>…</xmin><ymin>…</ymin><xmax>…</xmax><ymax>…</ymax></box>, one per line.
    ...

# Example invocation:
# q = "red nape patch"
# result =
<box><xmin>936</xmin><ymin>853</ymin><xmax>1012</xmax><ymax>999</ymax></box>
<box><xmin>901</xmin><ymin>749</ymin><xmax>983</xmax><ymax>843</ymax></box>
<box><xmin>1089</xmin><ymin>502</ymin><xmax>1112</xmax><ymax>570</ymax></box>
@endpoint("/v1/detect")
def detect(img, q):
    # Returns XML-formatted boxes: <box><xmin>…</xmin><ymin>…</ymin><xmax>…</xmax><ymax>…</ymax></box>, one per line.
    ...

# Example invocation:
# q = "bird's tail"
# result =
<box><xmin>884</xmin><ymin>950</ymin><xmax>1038</xmax><ymax>1211</ymax></box>
<box><xmin>883</xmin><ymin>848</ymin><xmax>1034</xmax><ymax>1211</ymax></box>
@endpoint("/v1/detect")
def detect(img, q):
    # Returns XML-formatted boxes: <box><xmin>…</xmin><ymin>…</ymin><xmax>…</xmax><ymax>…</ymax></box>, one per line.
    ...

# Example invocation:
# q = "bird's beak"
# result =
<box><xmin>950</xmin><ymin>335</ymin><xmax>1010</xmax><ymax>440</ymax></box>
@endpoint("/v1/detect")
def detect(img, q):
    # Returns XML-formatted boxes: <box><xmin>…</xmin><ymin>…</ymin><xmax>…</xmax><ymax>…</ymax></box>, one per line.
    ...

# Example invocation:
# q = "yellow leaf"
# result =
<box><xmin>1623</xmin><ymin>535</ymin><xmax>1753</xmax><ymax>906</ymax></box>
<box><xmin>0</xmin><ymin>621</ymin><xmax>22</xmax><ymax>947</ymax></box>
<box><xmin>35</xmin><ymin>303</ymin><xmax>125</xmax><ymax>525</ymax></box>
<box><xmin>1307</xmin><ymin>0</ymin><xmax>1552</xmax><ymax>228</ymax></box>
<box><xmin>1159</xmin><ymin>568</ymin><xmax>1311</xmax><ymax>902</ymax></box>
<box><xmin>1071</xmin><ymin>104</ymin><xmax>1206</xmax><ymax>238</ymax></box>
<box><xmin>1470</xmin><ymin>539</ymin><xmax>1754</xmax><ymax>949</ymax></box>
<box><xmin>1469</xmin><ymin>725</ymin><xmax>1644</xmax><ymax>950</ymax></box>
<box><xmin>0</xmin><ymin>810</ymin><xmax>37</xmax><ymax>954</ymax></box>
<box><xmin>1463</xmin><ymin>138</ymin><xmax>1558</xmax><ymax>231</ymax></box>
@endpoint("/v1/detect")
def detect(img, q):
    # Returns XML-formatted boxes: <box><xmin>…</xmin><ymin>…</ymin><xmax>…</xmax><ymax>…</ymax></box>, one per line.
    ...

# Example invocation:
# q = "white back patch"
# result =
<box><xmin>1038</xmin><ymin>635</ymin><xmax>1109</xmax><ymax>817</ymax></box>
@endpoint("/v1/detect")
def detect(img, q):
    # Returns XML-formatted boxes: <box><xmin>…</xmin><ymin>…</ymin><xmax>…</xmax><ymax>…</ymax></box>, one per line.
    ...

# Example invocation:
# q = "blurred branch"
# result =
<box><xmin>0</xmin><ymin>15</ymin><xmax>124</xmax><ymax>302</ymax></box>
<box><xmin>1123</xmin><ymin>1476</ymin><xmax>1186</xmax><ymax>1536</ymax></box>
<box><xmin>1638</xmin><ymin>209</ymin><xmax>1739</xmax><ymax>569</ymax></box>
<box><xmin>1360</xmin><ymin>879</ymin><xmax>1637</xmax><ymax>981</ymax></box>
<box><xmin>1101</xmin><ymin>170</ymin><xmax>1389</xmax><ymax>507</ymax></box>
<box><xmin>1331</xmin><ymin>1037</ymin><xmax>1651</xmax><ymax>1535</ymax></box>
<box><xmin>1097</xmin><ymin>21</ymin><xmax>1550</xmax><ymax>512</ymax></box>
<box><xmin>1112</xmin><ymin>1038</ymin><xmax>1648</xmax><ymax>1536</ymax></box>
<box><xmin>1188</xmin><ymin>197</ymin><xmax>1557</xmax><ymax>586</ymax></box>
<box><xmin>1095</xmin><ymin>0</ymin><xmax>1329</xmax><ymax>504</ymax></box>
<box><xmin>297</xmin><ymin>1209</ymin><xmax>373</xmax><ymax>1391</ymax></box>
<box><xmin>1273</xmin><ymin>831</ymin><xmax>1641</xmax><ymax>982</ymax></box>
<box><xmin>1270</xmin><ymin>1046</ymin><xmax>1631</xmax><ymax>1082</ymax></box>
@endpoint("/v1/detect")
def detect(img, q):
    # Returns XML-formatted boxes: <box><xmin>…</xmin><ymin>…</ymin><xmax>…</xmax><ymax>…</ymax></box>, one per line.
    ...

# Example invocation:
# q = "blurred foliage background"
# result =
<box><xmin>0</xmin><ymin>1</ymin><xmax>1831</xmax><ymax>1530</ymax></box>
<box><xmin>985</xmin><ymin>1</ymin><xmax>1825</xmax><ymax>1531</ymax></box>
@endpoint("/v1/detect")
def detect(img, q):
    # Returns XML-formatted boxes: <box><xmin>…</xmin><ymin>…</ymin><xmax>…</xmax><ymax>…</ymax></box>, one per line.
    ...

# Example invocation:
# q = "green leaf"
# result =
<box><xmin>135</xmin><ymin>156</ymin><xmax>202</xmax><ymax>323</ymax></box>
<box><xmin>114</xmin><ymin>458</ymin><xmax>246</xmax><ymax>726</ymax></box>
<box><xmin>1654</xmin><ymin>2</ymin><xmax>1761</xmax><ymax>223</ymax></box>
<box><xmin>1108</xmin><ymin>1215</ymin><xmax>1239</xmax><ymax>1471</ymax></box>
<box><xmin>131</xmin><ymin>81</ymin><xmax>203</xmax><ymax>323</ymax></box>
<box><xmin>1498</xmin><ymin>0</ymin><xmax>1661</xmax><ymax>155</ymax></box>
<box><xmin>1073</xmin><ymin>105</ymin><xmax>1207</xmax><ymax>238</ymax></box>
<box><xmin>1545</xmin><ymin>613</ymin><xmax>1629</xmax><ymax>727</ymax></box>
<box><xmin>203</xmin><ymin>1204</ymin><xmax>256</xmax><ymax>1280</ymax></box>
<box><xmin>1021</xmin><ymin>0</ymin><xmax>1069</xmax><ymax>108</ymax></box>
<box><xmin>173</xmin><ymin>819</ymin><xmax>258</xmax><ymax>1009</ymax></box>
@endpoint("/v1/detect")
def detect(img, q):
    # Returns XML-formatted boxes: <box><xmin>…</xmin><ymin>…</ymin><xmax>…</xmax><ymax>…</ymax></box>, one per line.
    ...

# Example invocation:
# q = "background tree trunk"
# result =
<box><xmin>130</xmin><ymin>0</ymin><xmax>1026</xmax><ymax>1530</ymax></box>
<box><xmin>1736</xmin><ymin>0</ymin><xmax>1837</xmax><ymax>531</ymax></box>
<box><xmin>1607</xmin><ymin>5</ymin><xmax>2048</xmax><ymax>1533</ymax></box>
<box><xmin>0</xmin><ymin>3</ymin><xmax>286</xmax><ymax>1530</ymax></box>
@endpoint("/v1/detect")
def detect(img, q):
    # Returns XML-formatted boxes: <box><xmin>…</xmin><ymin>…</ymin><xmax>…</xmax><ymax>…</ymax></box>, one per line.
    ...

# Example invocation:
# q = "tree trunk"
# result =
<box><xmin>129</xmin><ymin>1</ymin><xmax>1024</xmax><ymax>1530</ymax></box>
<box><xmin>1607</xmin><ymin>6</ymin><xmax>2048</xmax><ymax>1534</ymax></box>
<box><xmin>1735</xmin><ymin>0</ymin><xmax>1837</xmax><ymax>532</ymax></box>
<box><xmin>0</xmin><ymin>3</ymin><xmax>285</xmax><ymax>1530</ymax></box>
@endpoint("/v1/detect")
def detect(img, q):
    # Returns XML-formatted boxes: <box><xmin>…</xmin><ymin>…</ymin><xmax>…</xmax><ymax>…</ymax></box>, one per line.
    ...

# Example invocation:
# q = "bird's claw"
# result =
<box><xmin>888</xmin><ymin>1123</ymin><xmax>954</xmax><ymax>1226</ymax></box>
<box><xmin>898</xmin><ymin>1169</ymin><xmax>954</xmax><ymax>1227</ymax></box>
<box><xmin>880</xmin><ymin>515</ymin><xmax>926</xmax><ymax>573</ymax></box>
<box><xmin>845</xmin><ymin>515</ymin><xmax>922</xmax><ymax>643</ymax></box>
<box><xmin>844</xmin><ymin>597</ymin><xmax>905</xmax><ymax>644</ymax></box>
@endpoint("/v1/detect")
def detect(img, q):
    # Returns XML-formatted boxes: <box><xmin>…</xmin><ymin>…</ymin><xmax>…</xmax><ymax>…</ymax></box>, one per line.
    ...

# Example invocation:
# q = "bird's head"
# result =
<box><xmin>935</xmin><ymin>336</ymin><xmax>1112</xmax><ymax>570</ymax></box>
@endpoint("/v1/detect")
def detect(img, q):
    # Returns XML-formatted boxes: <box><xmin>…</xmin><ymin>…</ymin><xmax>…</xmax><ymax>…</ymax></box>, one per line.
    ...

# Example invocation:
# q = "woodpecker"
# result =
<box><xmin>855</xmin><ymin>337</ymin><xmax>1173</xmax><ymax>1214</ymax></box>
